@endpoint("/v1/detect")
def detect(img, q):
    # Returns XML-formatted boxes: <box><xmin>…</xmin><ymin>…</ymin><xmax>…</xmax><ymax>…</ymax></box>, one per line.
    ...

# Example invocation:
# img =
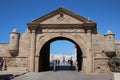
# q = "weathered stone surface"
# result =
<box><xmin>0</xmin><ymin>44</ymin><xmax>10</xmax><ymax>56</ymax></box>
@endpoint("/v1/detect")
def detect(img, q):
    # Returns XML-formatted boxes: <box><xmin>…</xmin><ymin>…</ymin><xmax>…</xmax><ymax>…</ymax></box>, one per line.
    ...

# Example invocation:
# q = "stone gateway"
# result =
<box><xmin>0</xmin><ymin>7</ymin><xmax>120</xmax><ymax>73</ymax></box>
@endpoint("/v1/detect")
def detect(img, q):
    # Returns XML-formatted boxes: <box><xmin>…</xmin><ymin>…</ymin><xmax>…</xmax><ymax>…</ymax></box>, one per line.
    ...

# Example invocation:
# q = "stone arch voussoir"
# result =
<box><xmin>36</xmin><ymin>34</ymin><xmax>87</xmax><ymax>57</ymax></box>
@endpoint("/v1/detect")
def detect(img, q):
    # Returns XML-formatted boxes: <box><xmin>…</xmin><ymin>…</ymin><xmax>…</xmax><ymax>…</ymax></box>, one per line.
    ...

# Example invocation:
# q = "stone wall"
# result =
<box><xmin>92</xmin><ymin>32</ymin><xmax>110</xmax><ymax>72</ymax></box>
<box><xmin>0</xmin><ymin>29</ymin><xmax>30</xmax><ymax>71</ymax></box>
<box><xmin>6</xmin><ymin>57</ymin><xmax>28</xmax><ymax>67</ymax></box>
<box><xmin>19</xmin><ymin>29</ymin><xmax>31</xmax><ymax>57</ymax></box>
<box><xmin>94</xmin><ymin>59</ymin><xmax>110</xmax><ymax>73</ymax></box>
<box><xmin>115</xmin><ymin>41</ymin><xmax>120</xmax><ymax>57</ymax></box>
<box><xmin>0</xmin><ymin>43</ymin><xmax>10</xmax><ymax>57</ymax></box>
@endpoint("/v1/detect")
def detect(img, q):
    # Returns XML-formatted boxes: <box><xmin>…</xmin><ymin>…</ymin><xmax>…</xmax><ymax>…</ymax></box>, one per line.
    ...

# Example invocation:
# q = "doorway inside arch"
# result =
<box><xmin>38</xmin><ymin>37</ymin><xmax>83</xmax><ymax>72</ymax></box>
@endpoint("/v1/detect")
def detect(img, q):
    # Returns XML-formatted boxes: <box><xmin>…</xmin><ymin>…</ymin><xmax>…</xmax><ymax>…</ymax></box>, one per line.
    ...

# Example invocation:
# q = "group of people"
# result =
<box><xmin>0</xmin><ymin>57</ymin><xmax>7</xmax><ymax>71</ymax></box>
<box><xmin>52</xmin><ymin>59</ymin><xmax>79</xmax><ymax>72</ymax></box>
<box><xmin>52</xmin><ymin>59</ymin><xmax>60</xmax><ymax>71</ymax></box>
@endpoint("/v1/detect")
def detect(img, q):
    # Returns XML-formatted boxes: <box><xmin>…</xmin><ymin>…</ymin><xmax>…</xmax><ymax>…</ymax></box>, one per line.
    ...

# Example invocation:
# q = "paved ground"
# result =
<box><xmin>0</xmin><ymin>71</ymin><xmax>27</xmax><ymax>75</ymax></box>
<box><xmin>0</xmin><ymin>63</ymin><xmax>115</xmax><ymax>80</ymax></box>
<box><xmin>13</xmin><ymin>71</ymin><xmax>112</xmax><ymax>80</ymax></box>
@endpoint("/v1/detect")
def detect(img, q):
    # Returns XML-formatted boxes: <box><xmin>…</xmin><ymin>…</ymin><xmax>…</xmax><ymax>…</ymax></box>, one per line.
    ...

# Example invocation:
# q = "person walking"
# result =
<box><xmin>69</xmin><ymin>59</ymin><xmax>73</xmax><ymax>70</ymax></box>
<box><xmin>53</xmin><ymin>60</ymin><xmax>57</xmax><ymax>71</ymax></box>
<box><xmin>0</xmin><ymin>57</ymin><xmax>3</xmax><ymax>71</ymax></box>
<box><xmin>57</xmin><ymin>59</ymin><xmax>60</xmax><ymax>66</ymax></box>
<box><xmin>74</xmin><ymin>60</ymin><xmax>78</xmax><ymax>72</ymax></box>
<box><xmin>70</xmin><ymin>59</ymin><xmax>73</xmax><ymax>67</ymax></box>
<box><xmin>4</xmin><ymin>59</ymin><xmax>7</xmax><ymax>71</ymax></box>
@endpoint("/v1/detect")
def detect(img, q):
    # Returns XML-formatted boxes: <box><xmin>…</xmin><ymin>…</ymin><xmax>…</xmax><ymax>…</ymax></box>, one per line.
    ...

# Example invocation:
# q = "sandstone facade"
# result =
<box><xmin>0</xmin><ymin>7</ymin><xmax>120</xmax><ymax>73</ymax></box>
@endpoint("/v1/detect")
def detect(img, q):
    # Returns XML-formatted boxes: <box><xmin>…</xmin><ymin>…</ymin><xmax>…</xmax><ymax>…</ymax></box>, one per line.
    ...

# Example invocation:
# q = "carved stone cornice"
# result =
<box><xmin>27</xmin><ymin>23</ymin><xmax>39</xmax><ymax>30</ymax></box>
<box><xmin>83</xmin><ymin>22</ymin><xmax>96</xmax><ymax>30</ymax></box>
<box><xmin>27</xmin><ymin>23</ymin><xmax>97</xmax><ymax>34</ymax></box>
<box><xmin>40</xmin><ymin>24</ymin><xmax>84</xmax><ymax>29</ymax></box>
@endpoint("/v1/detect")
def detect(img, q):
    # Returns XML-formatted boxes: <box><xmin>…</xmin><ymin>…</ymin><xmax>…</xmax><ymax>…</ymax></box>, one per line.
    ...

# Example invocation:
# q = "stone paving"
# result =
<box><xmin>13</xmin><ymin>71</ymin><xmax>112</xmax><ymax>80</ymax></box>
<box><xmin>0</xmin><ymin>62</ymin><xmax>115</xmax><ymax>80</ymax></box>
<box><xmin>0</xmin><ymin>63</ymin><xmax>114</xmax><ymax>80</ymax></box>
<box><xmin>0</xmin><ymin>71</ymin><xmax>27</xmax><ymax>76</ymax></box>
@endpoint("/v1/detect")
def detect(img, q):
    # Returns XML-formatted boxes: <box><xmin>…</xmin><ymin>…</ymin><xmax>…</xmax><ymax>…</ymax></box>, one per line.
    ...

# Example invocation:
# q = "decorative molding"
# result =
<box><xmin>94</xmin><ymin>57</ymin><xmax>109</xmax><ymax>60</ymax></box>
<box><xmin>42</xmin><ymin>28</ymin><xmax>85</xmax><ymax>33</ymax></box>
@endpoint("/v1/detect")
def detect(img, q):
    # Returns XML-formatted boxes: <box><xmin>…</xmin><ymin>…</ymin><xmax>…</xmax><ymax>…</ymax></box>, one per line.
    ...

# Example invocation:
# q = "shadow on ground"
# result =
<box><xmin>49</xmin><ymin>65</ymin><xmax>75</xmax><ymax>71</ymax></box>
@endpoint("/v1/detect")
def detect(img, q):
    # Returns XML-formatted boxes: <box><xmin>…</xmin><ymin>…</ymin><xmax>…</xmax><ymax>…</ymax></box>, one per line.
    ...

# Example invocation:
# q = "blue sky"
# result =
<box><xmin>0</xmin><ymin>0</ymin><xmax>120</xmax><ymax>54</ymax></box>
<box><xmin>50</xmin><ymin>40</ymin><xmax>75</xmax><ymax>55</ymax></box>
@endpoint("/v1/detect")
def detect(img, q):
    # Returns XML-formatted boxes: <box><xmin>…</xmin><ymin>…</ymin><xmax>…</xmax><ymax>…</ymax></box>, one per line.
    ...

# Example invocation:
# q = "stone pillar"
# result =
<box><xmin>86</xmin><ymin>29</ymin><xmax>93</xmax><ymax>73</ymax></box>
<box><xmin>29</xmin><ymin>29</ymin><xmax>36</xmax><ymax>72</ymax></box>
<box><xmin>82</xmin><ymin>56</ymin><xmax>87</xmax><ymax>73</ymax></box>
<box><xmin>35</xmin><ymin>55</ymin><xmax>39</xmax><ymax>72</ymax></box>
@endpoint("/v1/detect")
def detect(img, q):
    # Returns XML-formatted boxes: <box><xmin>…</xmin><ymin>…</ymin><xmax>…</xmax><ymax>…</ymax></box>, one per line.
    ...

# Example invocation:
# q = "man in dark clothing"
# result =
<box><xmin>0</xmin><ymin>57</ymin><xmax>3</xmax><ymax>71</ymax></box>
<box><xmin>70</xmin><ymin>59</ymin><xmax>73</xmax><ymax>67</ymax></box>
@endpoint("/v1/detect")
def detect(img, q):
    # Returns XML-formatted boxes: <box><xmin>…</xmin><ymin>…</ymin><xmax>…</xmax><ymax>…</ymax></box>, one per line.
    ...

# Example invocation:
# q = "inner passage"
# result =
<box><xmin>50</xmin><ymin>40</ymin><xmax>79</xmax><ymax>71</ymax></box>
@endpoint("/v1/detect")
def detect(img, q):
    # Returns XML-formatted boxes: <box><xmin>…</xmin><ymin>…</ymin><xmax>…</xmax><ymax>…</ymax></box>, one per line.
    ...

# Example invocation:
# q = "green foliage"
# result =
<box><xmin>108</xmin><ymin>56</ymin><xmax>120</xmax><ymax>72</ymax></box>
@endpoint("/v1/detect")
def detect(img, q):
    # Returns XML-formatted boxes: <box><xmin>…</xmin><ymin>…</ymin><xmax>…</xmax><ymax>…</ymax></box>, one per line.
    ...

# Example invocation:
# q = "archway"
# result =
<box><xmin>38</xmin><ymin>37</ymin><xmax>83</xmax><ymax>72</ymax></box>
